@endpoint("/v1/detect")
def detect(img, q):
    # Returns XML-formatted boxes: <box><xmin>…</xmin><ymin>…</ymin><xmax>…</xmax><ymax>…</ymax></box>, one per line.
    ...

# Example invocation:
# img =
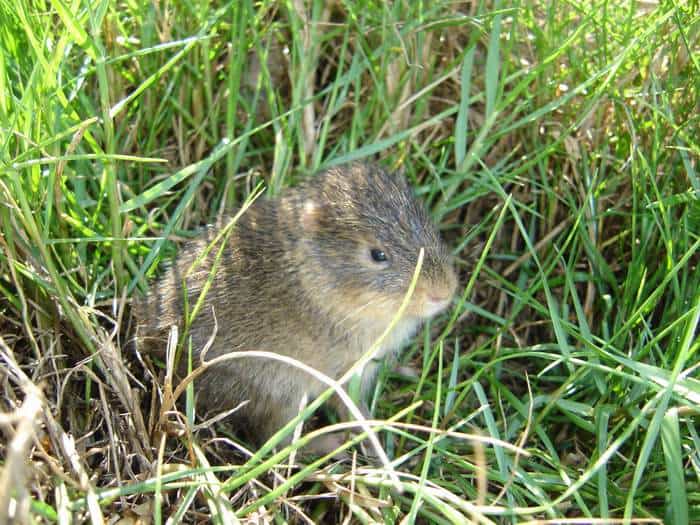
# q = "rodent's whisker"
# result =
<box><xmin>331</xmin><ymin>295</ymin><xmax>398</xmax><ymax>333</ymax></box>
<box><xmin>331</xmin><ymin>294</ymin><xmax>390</xmax><ymax>328</ymax></box>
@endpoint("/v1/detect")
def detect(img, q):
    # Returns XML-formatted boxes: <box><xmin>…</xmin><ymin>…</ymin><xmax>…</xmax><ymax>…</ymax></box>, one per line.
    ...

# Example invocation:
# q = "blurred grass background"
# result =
<box><xmin>0</xmin><ymin>0</ymin><xmax>698</xmax><ymax>522</ymax></box>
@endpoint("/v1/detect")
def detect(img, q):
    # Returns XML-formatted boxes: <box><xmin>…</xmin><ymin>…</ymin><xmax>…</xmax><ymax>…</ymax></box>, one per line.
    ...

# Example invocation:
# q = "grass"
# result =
<box><xmin>0</xmin><ymin>0</ymin><xmax>698</xmax><ymax>522</ymax></box>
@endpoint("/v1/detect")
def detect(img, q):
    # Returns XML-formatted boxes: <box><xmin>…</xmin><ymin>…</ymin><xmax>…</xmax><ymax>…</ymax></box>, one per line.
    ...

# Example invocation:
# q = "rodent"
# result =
<box><xmin>134</xmin><ymin>162</ymin><xmax>458</xmax><ymax>455</ymax></box>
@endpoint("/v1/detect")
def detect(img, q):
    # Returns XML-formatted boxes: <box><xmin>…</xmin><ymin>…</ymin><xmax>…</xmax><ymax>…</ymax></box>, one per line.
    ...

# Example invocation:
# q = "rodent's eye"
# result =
<box><xmin>370</xmin><ymin>248</ymin><xmax>388</xmax><ymax>263</ymax></box>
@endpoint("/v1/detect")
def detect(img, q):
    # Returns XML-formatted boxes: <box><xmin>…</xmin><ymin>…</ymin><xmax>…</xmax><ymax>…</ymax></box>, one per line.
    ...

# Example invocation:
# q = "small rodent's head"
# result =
<box><xmin>292</xmin><ymin>162</ymin><xmax>458</xmax><ymax>325</ymax></box>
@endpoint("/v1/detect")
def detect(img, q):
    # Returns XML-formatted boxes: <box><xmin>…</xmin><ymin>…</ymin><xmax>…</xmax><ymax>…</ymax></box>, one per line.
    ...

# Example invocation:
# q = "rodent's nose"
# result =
<box><xmin>424</xmin><ymin>281</ymin><xmax>456</xmax><ymax>314</ymax></box>
<box><xmin>423</xmin><ymin>267</ymin><xmax>458</xmax><ymax>312</ymax></box>
<box><xmin>416</xmin><ymin>258</ymin><xmax>458</xmax><ymax>318</ymax></box>
<box><xmin>434</xmin><ymin>266</ymin><xmax>458</xmax><ymax>302</ymax></box>
<box><xmin>423</xmin><ymin>293</ymin><xmax>453</xmax><ymax>318</ymax></box>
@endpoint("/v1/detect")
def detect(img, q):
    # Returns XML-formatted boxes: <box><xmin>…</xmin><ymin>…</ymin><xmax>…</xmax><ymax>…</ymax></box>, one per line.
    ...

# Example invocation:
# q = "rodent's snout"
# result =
<box><xmin>418</xmin><ymin>261</ymin><xmax>458</xmax><ymax>318</ymax></box>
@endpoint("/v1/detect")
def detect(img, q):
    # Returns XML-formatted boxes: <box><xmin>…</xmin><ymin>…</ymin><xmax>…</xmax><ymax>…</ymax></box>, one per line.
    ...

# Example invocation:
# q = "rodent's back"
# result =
<box><xmin>133</xmin><ymin>198</ymin><xmax>305</xmax><ymax>354</ymax></box>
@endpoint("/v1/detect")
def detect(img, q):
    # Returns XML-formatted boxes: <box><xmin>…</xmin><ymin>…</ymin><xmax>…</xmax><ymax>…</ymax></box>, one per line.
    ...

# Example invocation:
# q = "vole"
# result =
<box><xmin>134</xmin><ymin>162</ymin><xmax>457</xmax><ymax>455</ymax></box>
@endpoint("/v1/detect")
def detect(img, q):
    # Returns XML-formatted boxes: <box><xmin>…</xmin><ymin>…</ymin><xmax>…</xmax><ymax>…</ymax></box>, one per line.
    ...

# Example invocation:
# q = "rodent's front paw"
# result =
<box><xmin>303</xmin><ymin>431</ymin><xmax>351</xmax><ymax>460</ymax></box>
<box><xmin>393</xmin><ymin>364</ymin><xmax>420</xmax><ymax>379</ymax></box>
<box><xmin>303</xmin><ymin>429</ymin><xmax>384</xmax><ymax>464</ymax></box>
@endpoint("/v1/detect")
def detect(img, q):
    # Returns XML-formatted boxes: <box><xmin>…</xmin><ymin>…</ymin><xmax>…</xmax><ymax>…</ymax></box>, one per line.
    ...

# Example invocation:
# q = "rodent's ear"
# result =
<box><xmin>300</xmin><ymin>198</ymin><xmax>324</xmax><ymax>232</ymax></box>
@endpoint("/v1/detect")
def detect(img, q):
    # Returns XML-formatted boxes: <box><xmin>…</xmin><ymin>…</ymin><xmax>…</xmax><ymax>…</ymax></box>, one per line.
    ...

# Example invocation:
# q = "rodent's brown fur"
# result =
<box><xmin>134</xmin><ymin>162</ymin><xmax>457</xmax><ymax>452</ymax></box>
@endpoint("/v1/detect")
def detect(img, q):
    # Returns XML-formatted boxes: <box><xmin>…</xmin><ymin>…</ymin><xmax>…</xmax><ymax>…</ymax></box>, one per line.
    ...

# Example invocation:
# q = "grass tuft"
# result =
<box><xmin>0</xmin><ymin>0</ymin><xmax>698</xmax><ymax>522</ymax></box>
